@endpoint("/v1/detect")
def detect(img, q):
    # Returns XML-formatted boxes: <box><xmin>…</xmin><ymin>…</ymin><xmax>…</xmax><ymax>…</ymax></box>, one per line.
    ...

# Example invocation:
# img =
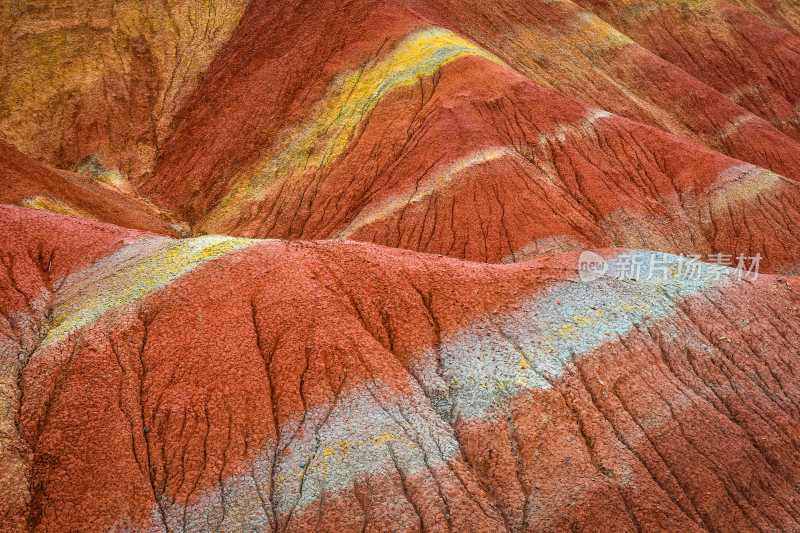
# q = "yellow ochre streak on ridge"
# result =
<box><xmin>43</xmin><ymin>235</ymin><xmax>258</xmax><ymax>347</ymax></box>
<box><xmin>20</xmin><ymin>196</ymin><xmax>91</xmax><ymax>219</ymax></box>
<box><xmin>200</xmin><ymin>27</ymin><xmax>503</xmax><ymax>233</ymax></box>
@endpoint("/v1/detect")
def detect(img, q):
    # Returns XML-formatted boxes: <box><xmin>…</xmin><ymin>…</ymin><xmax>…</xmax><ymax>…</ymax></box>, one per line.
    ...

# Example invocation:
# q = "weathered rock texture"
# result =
<box><xmin>0</xmin><ymin>139</ymin><xmax>177</xmax><ymax>234</ymax></box>
<box><xmin>0</xmin><ymin>0</ymin><xmax>249</xmax><ymax>180</ymax></box>
<box><xmin>574</xmin><ymin>0</ymin><xmax>800</xmax><ymax>140</ymax></box>
<box><xmin>2</xmin><ymin>206</ymin><xmax>800</xmax><ymax>531</ymax></box>
<box><xmin>135</xmin><ymin>0</ymin><xmax>800</xmax><ymax>270</ymax></box>
<box><xmin>5</xmin><ymin>0</ymin><xmax>800</xmax><ymax>271</ymax></box>
<box><xmin>3</xmin><ymin>1</ymin><xmax>800</xmax><ymax>532</ymax></box>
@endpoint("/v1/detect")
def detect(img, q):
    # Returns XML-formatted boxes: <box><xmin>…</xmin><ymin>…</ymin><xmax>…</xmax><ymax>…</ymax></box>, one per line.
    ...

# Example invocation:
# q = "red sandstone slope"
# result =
<box><xmin>411</xmin><ymin>0</ymin><xmax>800</xmax><ymax>179</ymax></box>
<box><xmin>138</xmin><ymin>0</ymin><xmax>800</xmax><ymax>272</ymax></box>
<box><xmin>0</xmin><ymin>140</ymin><xmax>178</xmax><ymax>235</ymax></box>
<box><xmin>575</xmin><ymin>0</ymin><xmax>800</xmax><ymax>140</ymax></box>
<box><xmin>3</xmin><ymin>206</ymin><xmax>800</xmax><ymax>531</ymax></box>
<box><xmin>727</xmin><ymin>0</ymin><xmax>800</xmax><ymax>36</ymax></box>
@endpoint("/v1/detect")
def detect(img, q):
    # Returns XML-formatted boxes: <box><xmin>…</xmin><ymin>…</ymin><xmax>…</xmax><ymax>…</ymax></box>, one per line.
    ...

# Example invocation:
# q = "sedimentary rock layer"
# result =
<box><xmin>6</xmin><ymin>0</ymin><xmax>800</xmax><ymax>274</ymax></box>
<box><xmin>0</xmin><ymin>140</ymin><xmax>178</xmax><ymax>234</ymax></box>
<box><xmin>575</xmin><ymin>0</ymin><xmax>800</xmax><ymax>140</ymax></box>
<box><xmin>3</xmin><ymin>206</ymin><xmax>800</xmax><ymax>531</ymax></box>
<box><xmin>137</xmin><ymin>0</ymin><xmax>800</xmax><ymax>272</ymax></box>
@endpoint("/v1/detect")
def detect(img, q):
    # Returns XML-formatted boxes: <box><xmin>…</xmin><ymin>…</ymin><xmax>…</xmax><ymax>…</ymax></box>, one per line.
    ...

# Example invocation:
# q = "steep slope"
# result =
<box><xmin>575</xmin><ymin>0</ymin><xmax>800</xmax><ymax>140</ymax></box>
<box><xmin>6</xmin><ymin>0</ymin><xmax>800</xmax><ymax>274</ymax></box>
<box><xmin>8</xmin><ymin>0</ymin><xmax>800</xmax><ymax>185</ymax></box>
<box><xmin>730</xmin><ymin>0</ymin><xmax>800</xmax><ymax>36</ymax></box>
<box><xmin>2</xmin><ymin>207</ymin><xmax>800</xmax><ymax>531</ymax></box>
<box><xmin>0</xmin><ymin>139</ymin><xmax>179</xmax><ymax>234</ymax></box>
<box><xmin>410</xmin><ymin>0</ymin><xmax>800</xmax><ymax>180</ymax></box>
<box><xmin>0</xmin><ymin>0</ymin><xmax>249</xmax><ymax>180</ymax></box>
<box><xmin>142</xmin><ymin>0</ymin><xmax>800</xmax><ymax>272</ymax></box>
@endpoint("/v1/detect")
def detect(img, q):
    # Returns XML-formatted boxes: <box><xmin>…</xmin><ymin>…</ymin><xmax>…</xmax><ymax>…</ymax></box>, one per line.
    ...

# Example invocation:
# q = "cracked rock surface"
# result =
<box><xmin>3</xmin><ymin>1</ymin><xmax>800</xmax><ymax>531</ymax></box>
<box><xmin>2</xmin><ymin>206</ymin><xmax>800</xmax><ymax>531</ymax></box>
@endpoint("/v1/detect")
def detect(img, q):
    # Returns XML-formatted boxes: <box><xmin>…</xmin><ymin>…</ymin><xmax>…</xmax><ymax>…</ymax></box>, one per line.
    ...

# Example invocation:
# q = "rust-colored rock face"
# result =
<box><xmin>3</xmin><ymin>1</ymin><xmax>800</xmax><ymax>532</ymax></box>
<box><xmin>135</xmin><ymin>0</ymin><xmax>800</xmax><ymax>270</ymax></box>
<box><xmin>574</xmin><ymin>0</ymin><xmax>800</xmax><ymax>139</ymax></box>
<box><xmin>0</xmin><ymin>139</ymin><xmax>178</xmax><ymax>234</ymax></box>
<box><xmin>2</xmin><ymin>207</ymin><xmax>800</xmax><ymax>532</ymax></box>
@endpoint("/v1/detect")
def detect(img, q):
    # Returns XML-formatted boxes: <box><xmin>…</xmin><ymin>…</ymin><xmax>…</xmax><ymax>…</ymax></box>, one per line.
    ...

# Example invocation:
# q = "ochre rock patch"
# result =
<box><xmin>0</xmin><ymin>0</ymin><xmax>249</xmax><ymax>180</ymax></box>
<box><xmin>3</xmin><ymin>207</ymin><xmax>800</xmax><ymax>531</ymax></box>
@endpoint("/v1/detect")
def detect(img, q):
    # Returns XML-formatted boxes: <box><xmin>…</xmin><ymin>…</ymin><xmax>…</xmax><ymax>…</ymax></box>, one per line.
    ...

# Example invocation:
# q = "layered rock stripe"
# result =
<box><xmin>412</xmin><ymin>0</ymin><xmax>800</xmax><ymax>178</ymax></box>
<box><xmin>3</xmin><ymin>207</ymin><xmax>800</xmax><ymax>531</ymax></box>
<box><xmin>6</xmin><ymin>0</ymin><xmax>800</xmax><ymax>273</ymax></box>
<box><xmin>573</xmin><ymin>0</ymin><xmax>800</xmax><ymax>140</ymax></box>
<box><xmin>0</xmin><ymin>139</ymin><xmax>179</xmax><ymax>235</ymax></box>
<box><xmin>137</xmin><ymin>0</ymin><xmax>800</xmax><ymax>273</ymax></box>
